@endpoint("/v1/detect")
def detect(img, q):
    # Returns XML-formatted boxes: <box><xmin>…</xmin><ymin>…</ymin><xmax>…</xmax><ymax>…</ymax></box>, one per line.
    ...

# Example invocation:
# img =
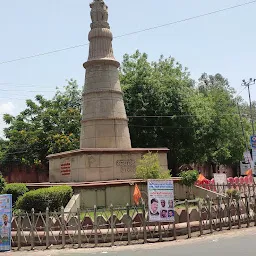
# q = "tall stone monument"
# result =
<box><xmin>80</xmin><ymin>0</ymin><xmax>131</xmax><ymax>149</ymax></box>
<box><xmin>47</xmin><ymin>0</ymin><xmax>169</xmax><ymax>183</ymax></box>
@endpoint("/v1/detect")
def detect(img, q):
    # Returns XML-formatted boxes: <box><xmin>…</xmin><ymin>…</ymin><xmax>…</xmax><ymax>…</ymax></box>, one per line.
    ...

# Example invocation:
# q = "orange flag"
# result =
<box><xmin>133</xmin><ymin>184</ymin><xmax>142</xmax><ymax>205</ymax></box>
<box><xmin>246</xmin><ymin>169</ymin><xmax>253</xmax><ymax>176</ymax></box>
<box><xmin>197</xmin><ymin>174</ymin><xmax>206</xmax><ymax>182</ymax></box>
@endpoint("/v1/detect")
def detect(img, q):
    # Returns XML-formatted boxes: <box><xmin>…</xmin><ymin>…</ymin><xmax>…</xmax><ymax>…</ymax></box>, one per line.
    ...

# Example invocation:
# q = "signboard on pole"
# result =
<box><xmin>147</xmin><ymin>180</ymin><xmax>174</xmax><ymax>222</ymax></box>
<box><xmin>250</xmin><ymin>136</ymin><xmax>256</xmax><ymax>174</ymax></box>
<box><xmin>213</xmin><ymin>173</ymin><xmax>227</xmax><ymax>194</ymax></box>
<box><xmin>250</xmin><ymin>135</ymin><xmax>256</xmax><ymax>149</ymax></box>
<box><xmin>252</xmin><ymin>149</ymin><xmax>256</xmax><ymax>174</ymax></box>
<box><xmin>0</xmin><ymin>194</ymin><xmax>12</xmax><ymax>252</ymax></box>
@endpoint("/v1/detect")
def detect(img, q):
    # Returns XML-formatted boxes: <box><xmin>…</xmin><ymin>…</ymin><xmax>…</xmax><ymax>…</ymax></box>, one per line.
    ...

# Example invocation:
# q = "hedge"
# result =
<box><xmin>16</xmin><ymin>185</ymin><xmax>73</xmax><ymax>212</ymax></box>
<box><xmin>0</xmin><ymin>175</ymin><xmax>6</xmax><ymax>193</ymax></box>
<box><xmin>2</xmin><ymin>183</ymin><xmax>28</xmax><ymax>205</ymax></box>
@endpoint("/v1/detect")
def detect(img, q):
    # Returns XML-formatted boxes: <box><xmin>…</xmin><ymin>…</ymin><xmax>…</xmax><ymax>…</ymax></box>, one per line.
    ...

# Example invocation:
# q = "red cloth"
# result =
<box><xmin>197</xmin><ymin>174</ymin><xmax>206</xmax><ymax>182</ymax></box>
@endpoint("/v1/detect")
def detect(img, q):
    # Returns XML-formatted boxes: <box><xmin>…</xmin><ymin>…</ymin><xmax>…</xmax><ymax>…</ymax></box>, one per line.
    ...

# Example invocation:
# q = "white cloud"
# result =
<box><xmin>0</xmin><ymin>102</ymin><xmax>15</xmax><ymax>115</ymax></box>
<box><xmin>0</xmin><ymin>102</ymin><xmax>15</xmax><ymax>138</ymax></box>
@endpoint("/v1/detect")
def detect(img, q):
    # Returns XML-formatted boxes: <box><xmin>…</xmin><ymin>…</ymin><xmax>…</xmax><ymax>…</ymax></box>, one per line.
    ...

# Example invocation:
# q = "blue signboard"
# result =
<box><xmin>0</xmin><ymin>194</ymin><xmax>12</xmax><ymax>252</ymax></box>
<box><xmin>250</xmin><ymin>135</ymin><xmax>256</xmax><ymax>149</ymax></box>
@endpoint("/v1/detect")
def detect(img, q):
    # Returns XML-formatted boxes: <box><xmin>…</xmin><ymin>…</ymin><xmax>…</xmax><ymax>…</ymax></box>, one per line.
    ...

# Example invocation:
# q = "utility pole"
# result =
<box><xmin>242</xmin><ymin>78</ymin><xmax>256</xmax><ymax>135</ymax></box>
<box><xmin>237</xmin><ymin>102</ymin><xmax>249</xmax><ymax>151</ymax></box>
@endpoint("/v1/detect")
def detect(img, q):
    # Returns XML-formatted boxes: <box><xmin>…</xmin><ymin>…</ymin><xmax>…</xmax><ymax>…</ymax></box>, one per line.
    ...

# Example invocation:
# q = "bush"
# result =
<box><xmin>226</xmin><ymin>189</ymin><xmax>240</xmax><ymax>199</ymax></box>
<box><xmin>0</xmin><ymin>175</ymin><xmax>6</xmax><ymax>193</ymax></box>
<box><xmin>135</xmin><ymin>152</ymin><xmax>171</xmax><ymax>180</ymax></box>
<box><xmin>16</xmin><ymin>185</ymin><xmax>73</xmax><ymax>212</ymax></box>
<box><xmin>2</xmin><ymin>183</ymin><xmax>28</xmax><ymax>205</ymax></box>
<box><xmin>179</xmin><ymin>170</ymin><xmax>199</xmax><ymax>187</ymax></box>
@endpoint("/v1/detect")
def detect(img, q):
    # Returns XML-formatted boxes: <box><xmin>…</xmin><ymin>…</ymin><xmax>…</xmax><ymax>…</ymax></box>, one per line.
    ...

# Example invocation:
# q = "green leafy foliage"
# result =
<box><xmin>226</xmin><ymin>188</ymin><xmax>241</xmax><ymax>200</ymax></box>
<box><xmin>0</xmin><ymin>175</ymin><xmax>6</xmax><ymax>193</ymax></box>
<box><xmin>179</xmin><ymin>170</ymin><xmax>199</xmax><ymax>187</ymax></box>
<box><xmin>16</xmin><ymin>186</ymin><xmax>73</xmax><ymax>212</ymax></box>
<box><xmin>1</xmin><ymin>80</ymin><xmax>81</xmax><ymax>168</ymax></box>
<box><xmin>135</xmin><ymin>152</ymin><xmax>171</xmax><ymax>180</ymax></box>
<box><xmin>121</xmin><ymin>51</ymin><xmax>251</xmax><ymax>173</ymax></box>
<box><xmin>2</xmin><ymin>183</ymin><xmax>28</xmax><ymax>205</ymax></box>
<box><xmin>0</xmin><ymin>51</ymin><xmax>253</xmax><ymax>175</ymax></box>
<box><xmin>197</xmin><ymin>73</ymin><xmax>250</xmax><ymax>165</ymax></box>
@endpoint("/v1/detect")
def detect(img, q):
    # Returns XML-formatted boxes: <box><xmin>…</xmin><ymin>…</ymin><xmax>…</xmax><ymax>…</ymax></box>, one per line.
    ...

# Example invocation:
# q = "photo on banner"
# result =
<box><xmin>147</xmin><ymin>180</ymin><xmax>174</xmax><ymax>222</ymax></box>
<box><xmin>0</xmin><ymin>194</ymin><xmax>12</xmax><ymax>252</ymax></box>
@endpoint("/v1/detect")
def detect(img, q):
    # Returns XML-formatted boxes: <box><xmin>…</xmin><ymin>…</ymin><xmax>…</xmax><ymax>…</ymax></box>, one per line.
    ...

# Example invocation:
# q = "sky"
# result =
<box><xmin>0</xmin><ymin>0</ymin><xmax>256</xmax><ymax>138</ymax></box>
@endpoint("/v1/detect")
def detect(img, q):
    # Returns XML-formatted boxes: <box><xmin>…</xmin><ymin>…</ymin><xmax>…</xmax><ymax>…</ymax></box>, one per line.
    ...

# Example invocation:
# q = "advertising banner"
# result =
<box><xmin>0</xmin><ymin>194</ymin><xmax>12</xmax><ymax>252</ymax></box>
<box><xmin>147</xmin><ymin>180</ymin><xmax>174</xmax><ymax>223</ymax></box>
<box><xmin>252</xmin><ymin>148</ymin><xmax>256</xmax><ymax>174</ymax></box>
<box><xmin>243</xmin><ymin>151</ymin><xmax>252</xmax><ymax>164</ymax></box>
<box><xmin>249</xmin><ymin>136</ymin><xmax>256</xmax><ymax>173</ymax></box>
<box><xmin>250</xmin><ymin>135</ymin><xmax>256</xmax><ymax>149</ymax></box>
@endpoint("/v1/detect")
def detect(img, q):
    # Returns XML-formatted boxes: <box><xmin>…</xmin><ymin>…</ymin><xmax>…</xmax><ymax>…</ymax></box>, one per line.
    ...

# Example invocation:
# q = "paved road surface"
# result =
<box><xmin>4</xmin><ymin>227</ymin><xmax>256</xmax><ymax>256</ymax></box>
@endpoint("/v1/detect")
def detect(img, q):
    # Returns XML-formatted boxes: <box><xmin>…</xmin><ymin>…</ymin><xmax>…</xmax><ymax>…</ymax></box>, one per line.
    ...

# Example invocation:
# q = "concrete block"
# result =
<box><xmin>96</xmin><ymin>137</ymin><xmax>117</xmax><ymax>148</ymax></box>
<box><xmin>100</xmin><ymin>154</ymin><xmax>114</xmax><ymax>168</ymax></box>
<box><xmin>189</xmin><ymin>209</ymin><xmax>200</xmax><ymax>222</ymax></box>
<box><xmin>99</xmin><ymin>167</ymin><xmax>114</xmax><ymax>180</ymax></box>
<box><xmin>95</xmin><ymin>123</ymin><xmax>115</xmax><ymax>138</ymax></box>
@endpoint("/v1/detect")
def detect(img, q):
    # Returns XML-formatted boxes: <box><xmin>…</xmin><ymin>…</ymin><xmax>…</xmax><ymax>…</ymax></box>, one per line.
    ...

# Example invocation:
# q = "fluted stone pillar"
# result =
<box><xmin>80</xmin><ymin>0</ymin><xmax>131</xmax><ymax>149</ymax></box>
<box><xmin>47</xmin><ymin>0</ymin><xmax>169</xmax><ymax>183</ymax></box>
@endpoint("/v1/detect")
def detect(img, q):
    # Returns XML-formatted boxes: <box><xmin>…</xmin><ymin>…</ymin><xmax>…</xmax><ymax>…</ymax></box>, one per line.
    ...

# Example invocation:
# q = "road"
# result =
<box><xmin>4</xmin><ymin>227</ymin><xmax>256</xmax><ymax>256</ymax></box>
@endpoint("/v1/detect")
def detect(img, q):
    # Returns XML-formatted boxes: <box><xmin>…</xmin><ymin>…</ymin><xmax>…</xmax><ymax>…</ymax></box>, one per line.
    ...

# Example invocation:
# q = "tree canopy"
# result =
<box><xmin>0</xmin><ymin>51</ymin><xmax>254</xmax><ymax>174</ymax></box>
<box><xmin>120</xmin><ymin>51</ymin><xmax>251</xmax><ymax>173</ymax></box>
<box><xmin>0</xmin><ymin>80</ymin><xmax>81</xmax><ymax>168</ymax></box>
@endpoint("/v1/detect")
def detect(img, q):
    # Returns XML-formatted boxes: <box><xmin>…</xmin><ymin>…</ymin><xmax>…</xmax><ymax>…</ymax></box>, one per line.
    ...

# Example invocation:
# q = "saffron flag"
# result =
<box><xmin>245</xmin><ymin>168</ymin><xmax>253</xmax><ymax>176</ymax></box>
<box><xmin>133</xmin><ymin>184</ymin><xmax>142</xmax><ymax>205</ymax></box>
<box><xmin>197</xmin><ymin>174</ymin><xmax>206</xmax><ymax>182</ymax></box>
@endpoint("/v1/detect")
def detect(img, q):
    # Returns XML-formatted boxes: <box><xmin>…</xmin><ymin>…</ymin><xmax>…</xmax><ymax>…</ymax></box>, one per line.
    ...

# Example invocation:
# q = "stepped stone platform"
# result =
<box><xmin>47</xmin><ymin>148</ymin><xmax>169</xmax><ymax>183</ymax></box>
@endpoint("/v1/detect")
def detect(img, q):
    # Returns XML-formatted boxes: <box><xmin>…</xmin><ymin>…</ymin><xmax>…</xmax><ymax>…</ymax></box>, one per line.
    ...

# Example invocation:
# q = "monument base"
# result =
<box><xmin>47</xmin><ymin>148</ymin><xmax>169</xmax><ymax>183</ymax></box>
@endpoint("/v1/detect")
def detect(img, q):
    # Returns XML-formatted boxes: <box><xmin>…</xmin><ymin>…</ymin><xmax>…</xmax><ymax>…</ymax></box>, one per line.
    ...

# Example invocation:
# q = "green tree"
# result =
<box><xmin>121</xmin><ymin>51</ymin><xmax>213</xmax><ymax>174</ymax></box>
<box><xmin>179</xmin><ymin>170</ymin><xmax>199</xmax><ymax>187</ymax></box>
<box><xmin>179</xmin><ymin>170</ymin><xmax>199</xmax><ymax>199</ymax></box>
<box><xmin>1</xmin><ymin>52</ymin><xmax>251</xmax><ymax>177</ymax></box>
<box><xmin>239</xmin><ymin>101</ymin><xmax>256</xmax><ymax>138</ymax></box>
<box><xmin>0</xmin><ymin>138</ymin><xmax>8</xmax><ymax>162</ymax></box>
<box><xmin>197</xmin><ymin>73</ymin><xmax>250</xmax><ymax>167</ymax></box>
<box><xmin>135</xmin><ymin>152</ymin><xmax>171</xmax><ymax>180</ymax></box>
<box><xmin>1</xmin><ymin>80</ymin><xmax>81</xmax><ymax>168</ymax></box>
<box><xmin>2</xmin><ymin>183</ymin><xmax>28</xmax><ymax>206</ymax></box>
<box><xmin>0</xmin><ymin>175</ymin><xmax>6</xmax><ymax>193</ymax></box>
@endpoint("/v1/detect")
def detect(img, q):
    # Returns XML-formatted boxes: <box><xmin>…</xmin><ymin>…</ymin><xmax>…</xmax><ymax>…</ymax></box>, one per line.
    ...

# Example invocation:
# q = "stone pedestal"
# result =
<box><xmin>48</xmin><ymin>148</ymin><xmax>169</xmax><ymax>183</ymax></box>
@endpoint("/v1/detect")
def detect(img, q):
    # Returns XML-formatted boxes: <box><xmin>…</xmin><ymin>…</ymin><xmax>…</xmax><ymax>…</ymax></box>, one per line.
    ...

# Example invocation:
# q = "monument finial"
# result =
<box><xmin>90</xmin><ymin>0</ymin><xmax>109</xmax><ymax>29</ymax></box>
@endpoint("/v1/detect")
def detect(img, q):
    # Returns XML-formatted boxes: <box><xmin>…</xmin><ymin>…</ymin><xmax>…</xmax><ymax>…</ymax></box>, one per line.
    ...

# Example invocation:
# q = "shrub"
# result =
<box><xmin>226</xmin><ymin>189</ymin><xmax>240</xmax><ymax>200</ymax></box>
<box><xmin>0</xmin><ymin>175</ymin><xmax>6</xmax><ymax>193</ymax></box>
<box><xmin>179</xmin><ymin>170</ymin><xmax>199</xmax><ymax>199</ymax></box>
<box><xmin>16</xmin><ymin>185</ymin><xmax>73</xmax><ymax>212</ymax></box>
<box><xmin>2</xmin><ymin>183</ymin><xmax>28</xmax><ymax>205</ymax></box>
<box><xmin>135</xmin><ymin>152</ymin><xmax>171</xmax><ymax>180</ymax></box>
<box><xmin>179</xmin><ymin>170</ymin><xmax>199</xmax><ymax>187</ymax></box>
